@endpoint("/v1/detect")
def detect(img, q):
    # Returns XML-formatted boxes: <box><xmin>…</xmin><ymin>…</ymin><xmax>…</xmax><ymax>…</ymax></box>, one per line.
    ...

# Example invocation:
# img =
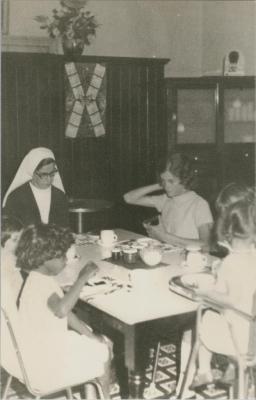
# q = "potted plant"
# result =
<box><xmin>34</xmin><ymin>0</ymin><xmax>99</xmax><ymax>55</ymax></box>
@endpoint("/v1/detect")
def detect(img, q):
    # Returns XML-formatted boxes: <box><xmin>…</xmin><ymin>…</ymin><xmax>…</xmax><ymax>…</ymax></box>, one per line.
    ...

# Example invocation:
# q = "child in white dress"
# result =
<box><xmin>1</xmin><ymin>215</ymin><xmax>24</xmax><ymax>380</ymax></box>
<box><xmin>193</xmin><ymin>197</ymin><xmax>256</xmax><ymax>385</ymax></box>
<box><xmin>15</xmin><ymin>223</ymin><xmax>112</xmax><ymax>397</ymax></box>
<box><xmin>1</xmin><ymin>215</ymin><xmax>23</xmax><ymax>309</ymax></box>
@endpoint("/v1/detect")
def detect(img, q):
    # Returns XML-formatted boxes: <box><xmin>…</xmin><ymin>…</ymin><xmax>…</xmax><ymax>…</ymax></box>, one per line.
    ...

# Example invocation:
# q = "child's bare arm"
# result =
<box><xmin>195</xmin><ymin>288</ymin><xmax>233</xmax><ymax>308</ymax></box>
<box><xmin>67</xmin><ymin>311</ymin><xmax>95</xmax><ymax>337</ymax></box>
<box><xmin>48</xmin><ymin>261</ymin><xmax>98</xmax><ymax>318</ymax></box>
<box><xmin>123</xmin><ymin>183</ymin><xmax>162</xmax><ymax>207</ymax></box>
<box><xmin>68</xmin><ymin>312</ymin><xmax>113</xmax><ymax>357</ymax></box>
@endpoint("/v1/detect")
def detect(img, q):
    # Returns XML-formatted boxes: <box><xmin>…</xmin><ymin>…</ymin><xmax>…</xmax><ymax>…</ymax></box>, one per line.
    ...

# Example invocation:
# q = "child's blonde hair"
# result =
<box><xmin>215</xmin><ymin>183</ymin><xmax>254</xmax><ymax>215</ymax></box>
<box><xmin>217</xmin><ymin>199</ymin><xmax>256</xmax><ymax>245</ymax></box>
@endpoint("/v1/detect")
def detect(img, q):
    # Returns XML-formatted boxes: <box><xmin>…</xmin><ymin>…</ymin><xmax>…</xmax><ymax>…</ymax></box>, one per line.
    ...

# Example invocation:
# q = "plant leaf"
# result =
<box><xmin>34</xmin><ymin>15</ymin><xmax>49</xmax><ymax>23</ymax></box>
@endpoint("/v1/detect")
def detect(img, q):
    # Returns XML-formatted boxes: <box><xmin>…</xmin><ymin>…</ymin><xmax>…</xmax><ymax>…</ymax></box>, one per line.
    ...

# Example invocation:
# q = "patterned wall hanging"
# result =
<box><xmin>65</xmin><ymin>62</ymin><xmax>106</xmax><ymax>138</ymax></box>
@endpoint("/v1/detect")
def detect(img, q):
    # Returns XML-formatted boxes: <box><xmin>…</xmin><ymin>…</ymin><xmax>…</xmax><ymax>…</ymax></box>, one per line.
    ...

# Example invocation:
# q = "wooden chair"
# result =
<box><xmin>179</xmin><ymin>292</ymin><xmax>256</xmax><ymax>399</ymax></box>
<box><xmin>1</xmin><ymin>306</ymin><xmax>105</xmax><ymax>399</ymax></box>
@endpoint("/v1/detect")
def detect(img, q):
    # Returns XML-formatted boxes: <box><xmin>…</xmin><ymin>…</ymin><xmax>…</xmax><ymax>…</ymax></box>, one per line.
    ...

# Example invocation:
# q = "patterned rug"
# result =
<box><xmin>1</xmin><ymin>343</ymin><xmax>230</xmax><ymax>400</ymax></box>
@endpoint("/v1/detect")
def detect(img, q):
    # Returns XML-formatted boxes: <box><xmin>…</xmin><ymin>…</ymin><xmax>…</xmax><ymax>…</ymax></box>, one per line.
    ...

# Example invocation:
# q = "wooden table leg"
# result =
<box><xmin>124</xmin><ymin>325</ymin><xmax>148</xmax><ymax>399</ymax></box>
<box><xmin>128</xmin><ymin>370</ymin><xmax>145</xmax><ymax>399</ymax></box>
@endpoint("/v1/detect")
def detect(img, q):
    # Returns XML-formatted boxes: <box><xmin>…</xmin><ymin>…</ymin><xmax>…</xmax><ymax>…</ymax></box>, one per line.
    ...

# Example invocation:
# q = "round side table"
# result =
<box><xmin>68</xmin><ymin>198</ymin><xmax>114</xmax><ymax>234</ymax></box>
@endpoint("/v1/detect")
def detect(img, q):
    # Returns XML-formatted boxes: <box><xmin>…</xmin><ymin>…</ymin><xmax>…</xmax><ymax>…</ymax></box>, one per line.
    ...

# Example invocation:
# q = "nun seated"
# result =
<box><xmin>3</xmin><ymin>148</ymin><xmax>69</xmax><ymax>227</ymax></box>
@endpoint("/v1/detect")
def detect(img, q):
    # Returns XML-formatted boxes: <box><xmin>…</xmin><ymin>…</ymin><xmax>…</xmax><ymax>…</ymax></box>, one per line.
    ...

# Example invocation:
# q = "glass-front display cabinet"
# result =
<box><xmin>166</xmin><ymin>76</ymin><xmax>256</xmax><ymax>205</ymax></box>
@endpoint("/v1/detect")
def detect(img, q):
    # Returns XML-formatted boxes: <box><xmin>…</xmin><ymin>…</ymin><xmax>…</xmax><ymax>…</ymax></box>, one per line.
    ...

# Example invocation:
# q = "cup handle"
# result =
<box><xmin>113</xmin><ymin>234</ymin><xmax>118</xmax><ymax>241</ymax></box>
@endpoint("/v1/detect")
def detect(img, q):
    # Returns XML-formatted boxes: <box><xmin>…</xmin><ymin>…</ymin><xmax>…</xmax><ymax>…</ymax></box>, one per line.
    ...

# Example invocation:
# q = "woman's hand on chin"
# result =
<box><xmin>146</xmin><ymin>224</ymin><xmax>163</xmax><ymax>241</ymax></box>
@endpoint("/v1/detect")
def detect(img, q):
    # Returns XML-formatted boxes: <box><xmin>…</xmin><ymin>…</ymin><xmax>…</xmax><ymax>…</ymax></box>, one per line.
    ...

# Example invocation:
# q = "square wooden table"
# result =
<box><xmin>57</xmin><ymin>229</ymin><xmax>199</xmax><ymax>398</ymax></box>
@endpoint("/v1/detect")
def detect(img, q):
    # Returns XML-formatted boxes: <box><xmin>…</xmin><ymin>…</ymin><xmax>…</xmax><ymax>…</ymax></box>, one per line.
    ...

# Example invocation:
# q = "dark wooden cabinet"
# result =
<box><xmin>166</xmin><ymin>76</ymin><xmax>256</xmax><ymax>209</ymax></box>
<box><xmin>2</xmin><ymin>52</ymin><xmax>169</xmax><ymax>231</ymax></box>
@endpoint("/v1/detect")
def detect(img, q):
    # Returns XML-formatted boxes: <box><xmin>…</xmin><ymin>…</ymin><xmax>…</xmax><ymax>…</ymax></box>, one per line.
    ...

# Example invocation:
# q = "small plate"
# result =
<box><xmin>136</xmin><ymin>238</ymin><xmax>160</xmax><ymax>246</ymax></box>
<box><xmin>181</xmin><ymin>273</ymin><xmax>215</xmax><ymax>290</ymax></box>
<box><xmin>161</xmin><ymin>243</ymin><xmax>181</xmax><ymax>252</ymax></box>
<box><xmin>131</xmin><ymin>243</ymin><xmax>145</xmax><ymax>250</ymax></box>
<box><xmin>87</xmin><ymin>233</ymin><xmax>100</xmax><ymax>241</ymax></box>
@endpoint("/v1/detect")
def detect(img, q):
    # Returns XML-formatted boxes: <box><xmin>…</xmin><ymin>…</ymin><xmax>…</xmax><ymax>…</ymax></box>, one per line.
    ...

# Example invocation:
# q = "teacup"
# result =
<box><xmin>185</xmin><ymin>245</ymin><xmax>207</xmax><ymax>269</ymax></box>
<box><xmin>100</xmin><ymin>230</ymin><xmax>118</xmax><ymax>247</ymax></box>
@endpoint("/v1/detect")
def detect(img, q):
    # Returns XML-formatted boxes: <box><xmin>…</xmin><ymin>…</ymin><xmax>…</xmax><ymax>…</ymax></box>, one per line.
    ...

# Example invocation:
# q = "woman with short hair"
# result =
<box><xmin>124</xmin><ymin>152</ymin><xmax>213</xmax><ymax>249</ymax></box>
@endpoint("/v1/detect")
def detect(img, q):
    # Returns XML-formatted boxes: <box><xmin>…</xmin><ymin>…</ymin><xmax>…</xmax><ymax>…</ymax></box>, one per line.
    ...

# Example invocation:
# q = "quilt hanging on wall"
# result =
<box><xmin>65</xmin><ymin>62</ymin><xmax>106</xmax><ymax>138</ymax></box>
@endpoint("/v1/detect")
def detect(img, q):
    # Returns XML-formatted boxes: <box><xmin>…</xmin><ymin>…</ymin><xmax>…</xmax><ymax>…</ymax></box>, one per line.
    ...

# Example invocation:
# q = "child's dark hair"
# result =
<box><xmin>215</xmin><ymin>183</ymin><xmax>254</xmax><ymax>215</ymax></box>
<box><xmin>15</xmin><ymin>224</ymin><xmax>74</xmax><ymax>271</ymax></box>
<box><xmin>1</xmin><ymin>214</ymin><xmax>23</xmax><ymax>247</ymax></box>
<box><xmin>216</xmin><ymin>200</ymin><xmax>256</xmax><ymax>245</ymax></box>
<box><xmin>157</xmin><ymin>153</ymin><xmax>197</xmax><ymax>190</ymax></box>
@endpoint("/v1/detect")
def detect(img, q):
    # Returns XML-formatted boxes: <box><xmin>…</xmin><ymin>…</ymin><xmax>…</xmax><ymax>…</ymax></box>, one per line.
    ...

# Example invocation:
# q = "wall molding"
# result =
<box><xmin>2</xmin><ymin>35</ymin><xmax>50</xmax><ymax>53</ymax></box>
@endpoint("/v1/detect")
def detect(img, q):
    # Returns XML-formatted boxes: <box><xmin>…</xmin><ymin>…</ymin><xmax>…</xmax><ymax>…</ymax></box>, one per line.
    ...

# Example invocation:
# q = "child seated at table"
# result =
<box><xmin>16</xmin><ymin>223</ymin><xmax>112</xmax><ymax>398</ymax></box>
<box><xmin>1</xmin><ymin>214</ymin><xmax>23</xmax><ymax>310</ymax></box>
<box><xmin>192</xmin><ymin>195</ymin><xmax>256</xmax><ymax>386</ymax></box>
<box><xmin>124</xmin><ymin>152</ymin><xmax>213</xmax><ymax>250</ymax></box>
<box><xmin>175</xmin><ymin>183</ymin><xmax>255</xmax><ymax>396</ymax></box>
<box><xmin>212</xmin><ymin>182</ymin><xmax>255</xmax><ymax>255</ymax></box>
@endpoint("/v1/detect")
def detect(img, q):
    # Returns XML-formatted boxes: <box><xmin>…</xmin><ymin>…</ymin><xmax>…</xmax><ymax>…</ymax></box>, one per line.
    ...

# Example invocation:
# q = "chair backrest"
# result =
<box><xmin>1</xmin><ymin>306</ymin><xmax>29</xmax><ymax>386</ymax></box>
<box><xmin>0</xmin><ymin>273</ymin><xmax>24</xmax><ymax>383</ymax></box>
<box><xmin>198</xmin><ymin>288</ymin><xmax>256</xmax><ymax>361</ymax></box>
<box><xmin>247</xmin><ymin>290</ymin><xmax>256</xmax><ymax>360</ymax></box>
<box><xmin>1</xmin><ymin>306</ymin><xmax>49</xmax><ymax>397</ymax></box>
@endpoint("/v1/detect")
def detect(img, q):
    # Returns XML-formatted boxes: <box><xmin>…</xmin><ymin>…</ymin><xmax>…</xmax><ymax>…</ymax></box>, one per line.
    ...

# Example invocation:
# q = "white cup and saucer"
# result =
<box><xmin>98</xmin><ymin>230</ymin><xmax>118</xmax><ymax>247</ymax></box>
<box><xmin>183</xmin><ymin>245</ymin><xmax>208</xmax><ymax>271</ymax></box>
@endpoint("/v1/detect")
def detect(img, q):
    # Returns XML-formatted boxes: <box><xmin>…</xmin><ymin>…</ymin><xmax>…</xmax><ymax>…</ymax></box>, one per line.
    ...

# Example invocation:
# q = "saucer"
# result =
<box><xmin>136</xmin><ymin>238</ymin><xmax>160</xmax><ymax>247</ymax></box>
<box><xmin>87</xmin><ymin>233</ymin><xmax>100</xmax><ymax>241</ymax></box>
<box><xmin>181</xmin><ymin>261</ymin><xmax>207</xmax><ymax>270</ymax></box>
<box><xmin>181</xmin><ymin>273</ymin><xmax>215</xmax><ymax>290</ymax></box>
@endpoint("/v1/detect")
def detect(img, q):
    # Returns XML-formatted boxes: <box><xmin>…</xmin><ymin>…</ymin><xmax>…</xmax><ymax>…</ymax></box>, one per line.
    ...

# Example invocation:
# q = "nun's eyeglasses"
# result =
<box><xmin>35</xmin><ymin>170</ymin><xmax>58</xmax><ymax>179</ymax></box>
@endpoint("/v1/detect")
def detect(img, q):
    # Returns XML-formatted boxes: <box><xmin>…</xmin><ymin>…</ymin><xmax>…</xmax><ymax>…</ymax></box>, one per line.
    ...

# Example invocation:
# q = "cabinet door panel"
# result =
<box><xmin>177</xmin><ymin>89</ymin><xmax>216</xmax><ymax>144</ymax></box>
<box><xmin>222</xmin><ymin>145</ymin><xmax>255</xmax><ymax>186</ymax></box>
<box><xmin>224</xmin><ymin>88</ymin><xmax>256</xmax><ymax>143</ymax></box>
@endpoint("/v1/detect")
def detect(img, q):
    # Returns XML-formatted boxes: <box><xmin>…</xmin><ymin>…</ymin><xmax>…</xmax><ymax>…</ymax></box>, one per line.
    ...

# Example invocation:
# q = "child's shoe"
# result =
<box><xmin>190</xmin><ymin>371</ymin><xmax>213</xmax><ymax>389</ymax></box>
<box><xmin>222</xmin><ymin>362</ymin><xmax>236</xmax><ymax>383</ymax></box>
<box><xmin>170</xmin><ymin>389</ymin><xmax>195</xmax><ymax>399</ymax></box>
